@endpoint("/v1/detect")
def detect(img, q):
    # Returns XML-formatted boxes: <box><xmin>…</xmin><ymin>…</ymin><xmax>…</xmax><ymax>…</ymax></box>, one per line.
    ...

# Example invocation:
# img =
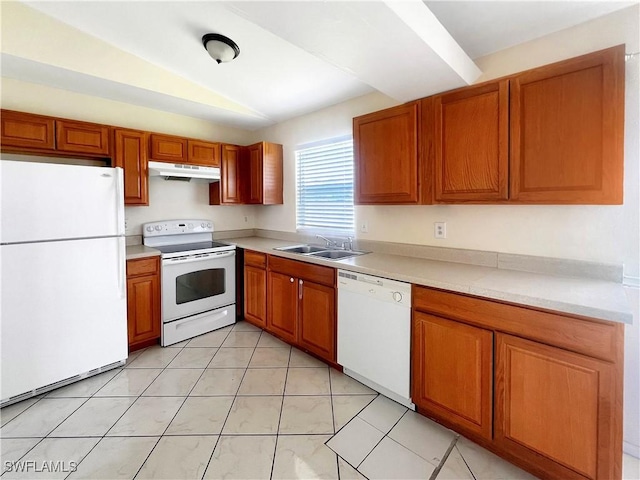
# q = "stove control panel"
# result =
<box><xmin>143</xmin><ymin>219</ymin><xmax>213</xmax><ymax>237</ymax></box>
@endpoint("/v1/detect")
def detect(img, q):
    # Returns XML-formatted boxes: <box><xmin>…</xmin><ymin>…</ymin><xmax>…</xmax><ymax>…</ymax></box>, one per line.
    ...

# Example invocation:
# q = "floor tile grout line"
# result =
<box><xmin>456</xmin><ymin>444</ymin><xmax>479</xmax><ymax>480</ymax></box>
<box><xmin>200</xmin><ymin>331</ymin><xmax>260</xmax><ymax>480</ymax></box>
<box><xmin>428</xmin><ymin>435</ymin><xmax>460</xmax><ymax>480</ymax></box>
<box><xmin>269</xmin><ymin>339</ymin><xmax>293</xmax><ymax>480</ymax></box>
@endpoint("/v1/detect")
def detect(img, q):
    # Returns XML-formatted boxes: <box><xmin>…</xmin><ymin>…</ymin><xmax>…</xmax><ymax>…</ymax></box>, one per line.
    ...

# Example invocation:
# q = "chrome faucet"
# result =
<box><xmin>341</xmin><ymin>236</ymin><xmax>354</xmax><ymax>251</ymax></box>
<box><xmin>316</xmin><ymin>235</ymin><xmax>335</xmax><ymax>247</ymax></box>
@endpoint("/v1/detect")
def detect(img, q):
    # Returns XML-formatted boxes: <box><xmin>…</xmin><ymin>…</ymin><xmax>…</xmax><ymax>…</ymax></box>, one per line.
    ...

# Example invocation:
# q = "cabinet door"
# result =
<box><xmin>188</xmin><ymin>140</ymin><xmax>220</xmax><ymax>167</ymax></box>
<box><xmin>354</xmin><ymin>102</ymin><xmax>420</xmax><ymax>204</ymax></box>
<box><xmin>412</xmin><ymin>312</ymin><xmax>493</xmax><ymax>440</ymax></box>
<box><xmin>213</xmin><ymin>144</ymin><xmax>244</xmax><ymax>204</ymax></box>
<box><xmin>247</xmin><ymin>143</ymin><xmax>264</xmax><ymax>204</ymax></box>
<box><xmin>244</xmin><ymin>265</ymin><xmax>266</xmax><ymax>328</ymax></box>
<box><xmin>495</xmin><ymin>333</ymin><xmax>617</xmax><ymax>480</ymax></box>
<box><xmin>267</xmin><ymin>271</ymin><xmax>298</xmax><ymax>344</ymax></box>
<box><xmin>298</xmin><ymin>280</ymin><xmax>335</xmax><ymax>362</ymax></box>
<box><xmin>510</xmin><ymin>45</ymin><xmax>624</xmax><ymax>204</ymax></box>
<box><xmin>113</xmin><ymin>129</ymin><xmax>148</xmax><ymax>206</ymax></box>
<box><xmin>149</xmin><ymin>134</ymin><xmax>187</xmax><ymax>163</ymax></box>
<box><xmin>262</xmin><ymin>142</ymin><xmax>283</xmax><ymax>205</ymax></box>
<box><xmin>432</xmin><ymin>80</ymin><xmax>509</xmax><ymax>202</ymax></box>
<box><xmin>1</xmin><ymin>110</ymin><xmax>55</xmax><ymax>150</ymax></box>
<box><xmin>56</xmin><ymin>120</ymin><xmax>110</xmax><ymax>156</ymax></box>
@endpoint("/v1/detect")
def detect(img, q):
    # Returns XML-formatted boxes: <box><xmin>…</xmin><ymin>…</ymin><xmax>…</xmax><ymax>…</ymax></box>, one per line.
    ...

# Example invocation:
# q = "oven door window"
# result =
<box><xmin>176</xmin><ymin>268</ymin><xmax>226</xmax><ymax>304</ymax></box>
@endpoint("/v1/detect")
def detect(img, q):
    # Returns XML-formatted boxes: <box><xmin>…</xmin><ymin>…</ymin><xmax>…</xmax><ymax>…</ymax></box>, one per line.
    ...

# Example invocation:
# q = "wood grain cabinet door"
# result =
<box><xmin>126</xmin><ymin>258</ymin><xmax>161</xmax><ymax>349</ymax></box>
<box><xmin>432</xmin><ymin>80</ymin><xmax>509</xmax><ymax>202</ymax></box>
<box><xmin>509</xmin><ymin>45</ymin><xmax>624</xmax><ymax>204</ymax></box>
<box><xmin>247</xmin><ymin>143</ymin><xmax>264</xmax><ymax>204</ymax></box>
<box><xmin>412</xmin><ymin>312</ymin><xmax>493</xmax><ymax>440</ymax></box>
<box><xmin>113</xmin><ymin>129</ymin><xmax>148</xmax><ymax>206</ymax></box>
<box><xmin>1</xmin><ymin>110</ymin><xmax>55</xmax><ymax>150</ymax></box>
<box><xmin>188</xmin><ymin>140</ymin><xmax>220</xmax><ymax>167</ymax></box>
<box><xmin>298</xmin><ymin>280</ymin><xmax>336</xmax><ymax>362</ymax></box>
<box><xmin>354</xmin><ymin>102</ymin><xmax>420</xmax><ymax>204</ymax></box>
<box><xmin>56</xmin><ymin>120</ymin><xmax>110</xmax><ymax>156</ymax></box>
<box><xmin>149</xmin><ymin>134</ymin><xmax>187</xmax><ymax>163</ymax></box>
<box><xmin>495</xmin><ymin>333</ymin><xmax>617</xmax><ymax>480</ymax></box>
<box><xmin>244</xmin><ymin>265</ymin><xmax>267</xmax><ymax>328</ymax></box>
<box><xmin>267</xmin><ymin>271</ymin><xmax>298</xmax><ymax>344</ymax></box>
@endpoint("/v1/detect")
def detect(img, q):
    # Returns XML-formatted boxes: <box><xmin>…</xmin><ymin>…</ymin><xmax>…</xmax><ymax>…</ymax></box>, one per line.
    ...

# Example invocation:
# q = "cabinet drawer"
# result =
<box><xmin>127</xmin><ymin>257</ymin><xmax>159</xmax><ymax>277</ymax></box>
<box><xmin>268</xmin><ymin>255</ymin><xmax>335</xmax><ymax>287</ymax></box>
<box><xmin>245</xmin><ymin>250</ymin><xmax>267</xmax><ymax>268</ymax></box>
<box><xmin>413</xmin><ymin>285</ymin><xmax>620</xmax><ymax>362</ymax></box>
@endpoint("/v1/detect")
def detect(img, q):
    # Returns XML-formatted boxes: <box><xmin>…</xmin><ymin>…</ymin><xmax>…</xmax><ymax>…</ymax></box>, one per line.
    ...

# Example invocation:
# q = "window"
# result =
<box><xmin>296</xmin><ymin>137</ymin><xmax>354</xmax><ymax>234</ymax></box>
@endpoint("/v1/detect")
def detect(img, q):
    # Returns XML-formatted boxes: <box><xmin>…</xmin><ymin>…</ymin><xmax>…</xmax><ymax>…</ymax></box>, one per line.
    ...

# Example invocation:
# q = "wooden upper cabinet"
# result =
<box><xmin>1</xmin><ymin>110</ymin><xmax>55</xmax><ymax>151</ymax></box>
<box><xmin>431</xmin><ymin>80</ymin><xmax>509</xmax><ymax>202</ymax></box>
<box><xmin>246</xmin><ymin>142</ymin><xmax>284</xmax><ymax>205</ymax></box>
<box><xmin>354</xmin><ymin>102</ymin><xmax>421</xmax><ymax>204</ymax></box>
<box><xmin>412</xmin><ymin>311</ymin><xmax>493</xmax><ymax>440</ymax></box>
<box><xmin>210</xmin><ymin>144</ymin><xmax>244</xmax><ymax>205</ymax></box>
<box><xmin>113</xmin><ymin>129</ymin><xmax>148</xmax><ymax>206</ymax></box>
<box><xmin>510</xmin><ymin>45</ymin><xmax>624</xmax><ymax>204</ymax></box>
<box><xmin>495</xmin><ymin>333</ymin><xmax>617</xmax><ymax>480</ymax></box>
<box><xmin>149</xmin><ymin>134</ymin><xmax>187</xmax><ymax>163</ymax></box>
<box><xmin>188</xmin><ymin>140</ymin><xmax>220</xmax><ymax>167</ymax></box>
<box><xmin>56</xmin><ymin>120</ymin><xmax>110</xmax><ymax>156</ymax></box>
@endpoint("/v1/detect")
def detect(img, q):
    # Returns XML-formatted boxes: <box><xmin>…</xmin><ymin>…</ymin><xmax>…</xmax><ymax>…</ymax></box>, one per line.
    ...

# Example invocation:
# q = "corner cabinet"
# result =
<box><xmin>411</xmin><ymin>285</ymin><xmax>624</xmax><ymax>480</ymax></box>
<box><xmin>247</xmin><ymin>142</ymin><xmax>284</xmax><ymax>205</ymax></box>
<box><xmin>126</xmin><ymin>257</ymin><xmax>161</xmax><ymax>351</ymax></box>
<box><xmin>509</xmin><ymin>45</ymin><xmax>624</xmax><ymax>204</ymax></box>
<box><xmin>113</xmin><ymin>129</ymin><xmax>148</xmax><ymax>206</ymax></box>
<box><xmin>243</xmin><ymin>250</ymin><xmax>267</xmax><ymax>328</ymax></box>
<box><xmin>267</xmin><ymin>256</ymin><xmax>336</xmax><ymax>363</ymax></box>
<box><xmin>354</xmin><ymin>102</ymin><xmax>425</xmax><ymax>204</ymax></box>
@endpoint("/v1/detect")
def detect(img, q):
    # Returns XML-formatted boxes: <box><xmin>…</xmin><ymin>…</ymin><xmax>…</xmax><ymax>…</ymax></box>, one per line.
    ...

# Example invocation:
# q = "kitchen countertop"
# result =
<box><xmin>224</xmin><ymin>236</ymin><xmax>633</xmax><ymax>325</ymax></box>
<box><xmin>126</xmin><ymin>244</ymin><xmax>161</xmax><ymax>260</ymax></box>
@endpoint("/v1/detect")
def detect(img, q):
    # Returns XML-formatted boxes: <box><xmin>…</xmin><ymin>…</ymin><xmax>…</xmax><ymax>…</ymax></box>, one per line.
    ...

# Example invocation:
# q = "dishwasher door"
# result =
<box><xmin>337</xmin><ymin>270</ymin><xmax>414</xmax><ymax>408</ymax></box>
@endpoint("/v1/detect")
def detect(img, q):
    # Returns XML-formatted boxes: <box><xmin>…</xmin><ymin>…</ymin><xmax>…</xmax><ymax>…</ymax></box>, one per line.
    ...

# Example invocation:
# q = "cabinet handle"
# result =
<box><xmin>299</xmin><ymin>279</ymin><xmax>303</xmax><ymax>299</ymax></box>
<box><xmin>290</xmin><ymin>277</ymin><xmax>294</xmax><ymax>283</ymax></box>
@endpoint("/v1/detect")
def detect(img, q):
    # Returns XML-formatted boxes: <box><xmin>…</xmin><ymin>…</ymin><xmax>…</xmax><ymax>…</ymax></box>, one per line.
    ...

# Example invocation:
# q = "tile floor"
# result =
<box><xmin>0</xmin><ymin>320</ymin><xmax>638</xmax><ymax>480</ymax></box>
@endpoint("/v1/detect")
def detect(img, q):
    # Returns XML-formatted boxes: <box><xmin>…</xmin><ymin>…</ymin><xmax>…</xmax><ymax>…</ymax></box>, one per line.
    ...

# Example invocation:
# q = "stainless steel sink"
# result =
<box><xmin>273</xmin><ymin>244</ymin><xmax>367</xmax><ymax>261</ymax></box>
<box><xmin>274</xmin><ymin>244</ymin><xmax>327</xmax><ymax>254</ymax></box>
<box><xmin>310</xmin><ymin>250</ymin><xmax>366</xmax><ymax>260</ymax></box>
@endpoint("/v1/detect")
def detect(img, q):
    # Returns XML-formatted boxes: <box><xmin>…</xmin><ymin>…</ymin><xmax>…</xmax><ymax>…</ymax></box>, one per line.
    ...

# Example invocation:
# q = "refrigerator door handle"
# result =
<box><xmin>114</xmin><ymin>167</ymin><xmax>125</xmax><ymax>236</ymax></box>
<box><xmin>118</xmin><ymin>237</ymin><xmax>126</xmax><ymax>299</ymax></box>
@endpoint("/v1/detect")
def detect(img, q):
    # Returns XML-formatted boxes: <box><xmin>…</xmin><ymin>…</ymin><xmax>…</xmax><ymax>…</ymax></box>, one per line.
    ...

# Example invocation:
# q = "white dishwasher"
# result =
<box><xmin>337</xmin><ymin>270</ymin><xmax>414</xmax><ymax>409</ymax></box>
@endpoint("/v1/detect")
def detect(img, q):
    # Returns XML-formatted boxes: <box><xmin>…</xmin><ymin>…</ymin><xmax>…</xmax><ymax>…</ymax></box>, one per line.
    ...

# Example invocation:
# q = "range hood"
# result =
<box><xmin>148</xmin><ymin>161</ymin><xmax>220</xmax><ymax>182</ymax></box>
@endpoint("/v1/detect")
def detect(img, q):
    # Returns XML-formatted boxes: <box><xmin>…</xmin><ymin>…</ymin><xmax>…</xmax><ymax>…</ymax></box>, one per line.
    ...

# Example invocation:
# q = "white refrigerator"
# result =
<box><xmin>0</xmin><ymin>160</ymin><xmax>128</xmax><ymax>405</ymax></box>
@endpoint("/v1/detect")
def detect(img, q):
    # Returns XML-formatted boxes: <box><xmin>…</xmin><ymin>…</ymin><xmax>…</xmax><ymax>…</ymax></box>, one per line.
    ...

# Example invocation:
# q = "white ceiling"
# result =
<box><xmin>2</xmin><ymin>1</ymin><xmax>635</xmax><ymax>131</ymax></box>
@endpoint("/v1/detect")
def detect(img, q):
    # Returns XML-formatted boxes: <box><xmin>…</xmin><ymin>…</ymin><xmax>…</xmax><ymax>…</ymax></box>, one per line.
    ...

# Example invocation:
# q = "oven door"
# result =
<box><xmin>162</xmin><ymin>250</ymin><xmax>236</xmax><ymax>323</ymax></box>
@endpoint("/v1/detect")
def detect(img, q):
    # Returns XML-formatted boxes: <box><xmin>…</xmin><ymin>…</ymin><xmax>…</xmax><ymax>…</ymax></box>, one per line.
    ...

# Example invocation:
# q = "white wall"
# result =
<box><xmin>0</xmin><ymin>78</ymin><xmax>258</xmax><ymax>235</ymax></box>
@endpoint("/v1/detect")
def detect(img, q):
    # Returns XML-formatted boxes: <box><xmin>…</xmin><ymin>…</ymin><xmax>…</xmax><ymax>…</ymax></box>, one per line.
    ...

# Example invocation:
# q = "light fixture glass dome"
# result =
<box><xmin>202</xmin><ymin>33</ymin><xmax>240</xmax><ymax>64</ymax></box>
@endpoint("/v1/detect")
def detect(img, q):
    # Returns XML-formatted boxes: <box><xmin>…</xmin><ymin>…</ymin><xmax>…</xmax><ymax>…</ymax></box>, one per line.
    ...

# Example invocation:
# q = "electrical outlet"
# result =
<box><xmin>360</xmin><ymin>221</ymin><xmax>369</xmax><ymax>233</ymax></box>
<box><xmin>434</xmin><ymin>222</ymin><xmax>446</xmax><ymax>239</ymax></box>
<box><xmin>244</xmin><ymin>216</ymin><xmax>248</xmax><ymax>223</ymax></box>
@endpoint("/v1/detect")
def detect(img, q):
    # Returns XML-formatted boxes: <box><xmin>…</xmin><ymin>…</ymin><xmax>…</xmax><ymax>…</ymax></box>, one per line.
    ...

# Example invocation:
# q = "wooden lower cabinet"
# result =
<box><xmin>298</xmin><ymin>280</ymin><xmax>336</xmax><ymax>361</ymax></box>
<box><xmin>264</xmin><ymin>255</ymin><xmax>336</xmax><ymax>364</ymax></box>
<box><xmin>495</xmin><ymin>333</ymin><xmax>617</xmax><ymax>480</ymax></box>
<box><xmin>412</xmin><ymin>285</ymin><xmax>623</xmax><ymax>480</ymax></box>
<box><xmin>126</xmin><ymin>257</ymin><xmax>161</xmax><ymax>351</ymax></box>
<box><xmin>412</xmin><ymin>312</ymin><xmax>493</xmax><ymax>440</ymax></box>
<box><xmin>244</xmin><ymin>250</ymin><xmax>267</xmax><ymax>328</ymax></box>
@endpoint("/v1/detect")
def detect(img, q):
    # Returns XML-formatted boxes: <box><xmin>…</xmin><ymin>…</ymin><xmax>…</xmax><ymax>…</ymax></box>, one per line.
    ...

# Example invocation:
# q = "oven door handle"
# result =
<box><xmin>163</xmin><ymin>250</ymin><xmax>235</xmax><ymax>265</ymax></box>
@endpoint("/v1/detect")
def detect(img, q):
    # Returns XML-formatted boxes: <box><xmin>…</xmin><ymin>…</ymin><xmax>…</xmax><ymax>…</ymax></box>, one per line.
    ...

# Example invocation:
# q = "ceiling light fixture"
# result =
<box><xmin>202</xmin><ymin>33</ymin><xmax>240</xmax><ymax>64</ymax></box>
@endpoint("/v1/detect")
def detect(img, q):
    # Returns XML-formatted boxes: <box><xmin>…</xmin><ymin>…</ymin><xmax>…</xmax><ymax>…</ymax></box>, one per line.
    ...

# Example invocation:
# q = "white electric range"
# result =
<box><xmin>143</xmin><ymin>219</ymin><xmax>236</xmax><ymax>346</ymax></box>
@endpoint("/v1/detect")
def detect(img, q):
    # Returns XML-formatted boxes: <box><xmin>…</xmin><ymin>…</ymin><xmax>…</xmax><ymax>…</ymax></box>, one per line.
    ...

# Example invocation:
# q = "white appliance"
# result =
<box><xmin>0</xmin><ymin>160</ymin><xmax>127</xmax><ymax>406</ymax></box>
<box><xmin>337</xmin><ymin>270</ymin><xmax>414</xmax><ymax>408</ymax></box>
<box><xmin>143</xmin><ymin>220</ymin><xmax>236</xmax><ymax>346</ymax></box>
<box><xmin>148</xmin><ymin>161</ymin><xmax>220</xmax><ymax>182</ymax></box>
